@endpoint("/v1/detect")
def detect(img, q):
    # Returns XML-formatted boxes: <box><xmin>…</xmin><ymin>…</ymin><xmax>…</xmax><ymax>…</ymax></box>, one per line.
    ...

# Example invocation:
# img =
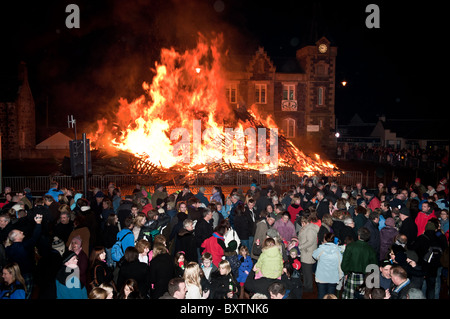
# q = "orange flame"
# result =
<box><xmin>88</xmin><ymin>34</ymin><xmax>338</xmax><ymax>175</ymax></box>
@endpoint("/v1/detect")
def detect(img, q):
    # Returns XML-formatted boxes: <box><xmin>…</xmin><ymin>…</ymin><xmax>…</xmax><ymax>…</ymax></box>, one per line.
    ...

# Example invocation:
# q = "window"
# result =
<box><xmin>283</xmin><ymin>84</ymin><xmax>295</xmax><ymax>101</ymax></box>
<box><xmin>225</xmin><ymin>83</ymin><xmax>238</xmax><ymax>104</ymax></box>
<box><xmin>282</xmin><ymin>118</ymin><xmax>296</xmax><ymax>138</ymax></box>
<box><xmin>318</xmin><ymin>87</ymin><xmax>325</xmax><ymax>106</ymax></box>
<box><xmin>255</xmin><ymin>83</ymin><xmax>267</xmax><ymax>104</ymax></box>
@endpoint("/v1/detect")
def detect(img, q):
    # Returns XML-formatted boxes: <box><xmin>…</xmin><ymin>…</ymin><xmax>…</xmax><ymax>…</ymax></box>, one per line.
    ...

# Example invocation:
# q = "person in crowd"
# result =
<box><xmin>159</xmin><ymin>277</ymin><xmax>187</xmax><ymax>299</ymax></box>
<box><xmin>175</xmin><ymin>218</ymin><xmax>197</xmax><ymax>263</ymax></box>
<box><xmin>5</xmin><ymin>213</ymin><xmax>43</xmax><ymax>298</ymax></box>
<box><xmin>199</xmin><ymin>252</ymin><xmax>216</xmax><ymax>283</ymax></box>
<box><xmin>267</xmin><ymin>281</ymin><xmax>291</xmax><ymax>299</ymax></box>
<box><xmin>398</xmin><ymin>205</ymin><xmax>418</xmax><ymax>248</ymax></box>
<box><xmin>233</xmin><ymin>203</ymin><xmax>253</xmax><ymax>251</ymax></box>
<box><xmin>415</xmin><ymin>201</ymin><xmax>436</xmax><ymax>237</ymax></box>
<box><xmin>149</xmin><ymin>243</ymin><xmax>174</xmax><ymax>299</ymax></box>
<box><xmin>379</xmin><ymin>217</ymin><xmax>399</xmax><ymax>261</ymax></box>
<box><xmin>298</xmin><ymin>215</ymin><xmax>320</xmax><ymax>292</ymax></box>
<box><xmin>183</xmin><ymin>261</ymin><xmax>210</xmax><ymax>299</ymax></box>
<box><xmin>135</xmin><ymin>238</ymin><xmax>151</xmax><ymax>265</ymax></box>
<box><xmin>201</xmin><ymin>225</ymin><xmax>227</xmax><ymax>267</ymax></box>
<box><xmin>0</xmin><ymin>262</ymin><xmax>26</xmax><ymax>299</ymax></box>
<box><xmin>117</xmin><ymin>246</ymin><xmax>151</xmax><ymax>298</ymax></box>
<box><xmin>117</xmin><ymin>278</ymin><xmax>141</xmax><ymax>299</ymax></box>
<box><xmin>67</xmin><ymin>235</ymin><xmax>89</xmax><ymax>288</ymax></box>
<box><xmin>341</xmin><ymin>227</ymin><xmax>378</xmax><ymax>299</ymax></box>
<box><xmin>174</xmin><ymin>250</ymin><xmax>186</xmax><ymax>278</ymax></box>
<box><xmin>312</xmin><ymin>232</ymin><xmax>343</xmax><ymax>299</ymax></box>
<box><xmin>414</xmin><ymin>219</ymin><xmax>448</xmax><ymax>299</ymax></box>
<box><xmin>251</xmin><ymin>211</ymin><xmax>276</xmax><ymax>260</ymax></box>
<box><xmin>88</xmin><ymin>246</ymin><xmax>114</xmax><ymax>290</ymax></box>
<box><xmin>55</xmin><ymin>250</ymin><xmax>88</xmax><ymax>299</ymax></box>
<box><xmin>252</xmin><ymin>237</ymin><xmax>283</xmax><ymax>280</ymax></box>
<box><xmin>389</xmin><ymin>265</ymin><xmax>412</xmax><ymax>299</ymax></box>
<box><xmin>53</xmin><ymin>209</ymin><xmax>73</xmax><ymax>245</ymax></box>
<box><xmin>195</xmin><ymin>208</ymin><xmax>214</xmax><ymax>261</ymax></box>
<box><xmin>273</xmin><ymin>211</ymin><xmax>296</xmax><ymax>243</ymax></box>
<box><xmin>103</xmin><ymin>214</ymin><xmax>119</xmax><ymax>267</ymax></box>
<box><xmin>364</xmin><ymin>210</ymin><xmax>381</xmax><ymax>260</ymax></box>
<box><xmin>209</xmin><ymin>259</ymin><xmax>239</xmax><ymax>299</ymax></box>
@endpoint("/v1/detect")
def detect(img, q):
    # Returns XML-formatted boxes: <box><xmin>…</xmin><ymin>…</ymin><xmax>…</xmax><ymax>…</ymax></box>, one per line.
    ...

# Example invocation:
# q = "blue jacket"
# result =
<box><xmin>0</xmin><ymin>281</ymin><xmax>26</xmax><ymax>299</ymax></box>
<box><xmin>116</xmin><ymin>229</ymin><xmax>135</xmax><ymax>251</ymax></box>
<box><xmin>237</xmin><ymin>255</ymin><xmax>253</xmax><ymax>283</ymax></box>
<box><xmin>312</xmin><ymin>242</ymin><xmax>343</xmax><ymax>284</ymax></box>
<box><xmin>56</xmin><ymin>279</ymin><xmax>87</xmax><ymax>299</ymax></box>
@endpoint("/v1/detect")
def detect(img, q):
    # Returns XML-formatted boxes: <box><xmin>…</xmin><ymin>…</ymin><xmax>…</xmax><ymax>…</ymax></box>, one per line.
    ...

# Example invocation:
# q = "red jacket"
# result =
<box><xmin>288</xmin><ymin>204</ymin><xmax>303</xmax><ymax>224</ymax></box>
<box><xmin>201</xmin><ymin>232</ymin><xmax>226</xmax><ymax>267</ymax></box>
<box><xmin>368</xmin><ymin>196</ymin><xmax>381</xmax><ymax>211</ymax></box>
<box><xmin>415</xmin><ymin>211</ymin><xmax>435</xmax><ymax>236</ymax></box>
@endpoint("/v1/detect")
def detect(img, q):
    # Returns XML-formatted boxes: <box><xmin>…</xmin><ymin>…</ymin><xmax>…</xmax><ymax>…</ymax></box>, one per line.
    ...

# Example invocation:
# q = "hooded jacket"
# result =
<box><xmin>201</xmin><ymin>232</ymin><xmax>226</xmax><ymax>267</ymax></box>
<box><xmin>253</xmin><ymin>245</ymin><xmax>283</xmax><ymax>279</ymax></box>
<box><xmin>312</xmin><ymin>242</ymin><xmax>343</xmax><ymax>283</ymax></box>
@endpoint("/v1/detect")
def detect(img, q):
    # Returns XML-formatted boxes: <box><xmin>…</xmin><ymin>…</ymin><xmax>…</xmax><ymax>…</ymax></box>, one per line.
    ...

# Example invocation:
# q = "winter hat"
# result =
<box><xmin>399</xmin><ymin>205</ymin><xmax>410</xmax><ymax>217</ymax></box>
<box><xmin>62</xmin><ymin>250</ymin><xmax>77</xmax><ymax>264</ymax></box>
<box><xmin>11</xmin><ymin>204</ymin><xmax>23</xmax><ymax>211</ymax></box>
<box><xmin>225</xmin><ymin>240</ymin><xmax>238</xmax><ymax>252</ymax></box>
<box><xmin>385</xmin><ymin>217</ymin><xmax>396</xmax><ymax>227</ymax></box>
<box><xmin>379</xmin><ymin>259</ymin><xmax>392</xmax><ymax>268</ymax></box>
<box><xmin>406</xmin><ymin>250</ymin><xmax>419</xmax><ymax>263</ymax></box>
<box><xmin>95</xmin><ymin>191</ymin><xmax>105</xmax><ymax>198</ymax></box>
<box><xmin>268</xmin><ymin>212</ymin><xmax>277</xmax><ymax>219</ymax></box>
<box><xmin>266</xmin><ymin>228</ymin><xmax>280</xmax><ymax>239</ymax></box>
<box><xmin>52</xmin><ymin>236</ymin><xmax>66</xmax><ymax>256</ymax></box>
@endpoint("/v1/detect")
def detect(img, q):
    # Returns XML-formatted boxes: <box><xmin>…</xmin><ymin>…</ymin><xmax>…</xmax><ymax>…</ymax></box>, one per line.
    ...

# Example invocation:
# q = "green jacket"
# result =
<box><xmin>341</xmin><ymin>240</ymin><xmax>377</xmax><ymax>274</ymax></box>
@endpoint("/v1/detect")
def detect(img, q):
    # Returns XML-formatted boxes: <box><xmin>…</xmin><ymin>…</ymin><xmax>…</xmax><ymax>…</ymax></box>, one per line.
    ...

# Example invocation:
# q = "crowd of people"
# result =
<box><xmin>337</xmin><ymin>144</ymin><xmax>448</xmax><ymax>169</ymax></box>
<box><xmin>0</xmin><ymin>174</ymin><xmax>448</xmax><ymax>300</ymax></box>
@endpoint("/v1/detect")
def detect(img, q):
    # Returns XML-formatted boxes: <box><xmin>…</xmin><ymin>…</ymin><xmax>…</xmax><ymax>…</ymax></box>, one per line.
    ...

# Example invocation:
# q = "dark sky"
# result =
<box><xmin>0</xmin><ymin>0</ymin><xmax>444</xmax><ymax>133</ymax></box>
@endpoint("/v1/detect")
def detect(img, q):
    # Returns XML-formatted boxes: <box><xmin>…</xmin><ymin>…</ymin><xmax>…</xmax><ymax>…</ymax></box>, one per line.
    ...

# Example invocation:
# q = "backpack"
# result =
<box><xmin>111</xmin><ymin>231</ymin><xmax>133</xmax><ymax>262</ymax></box>
<box><xmin>422</xmin><ymin>235</ymin><xmax>443</xmax><ymax>265</ymax></box>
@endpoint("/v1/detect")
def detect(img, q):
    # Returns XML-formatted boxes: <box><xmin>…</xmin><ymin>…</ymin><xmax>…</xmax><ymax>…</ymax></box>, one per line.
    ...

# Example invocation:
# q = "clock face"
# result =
<box><xmin>318</xmin><ymin>44</ymin><xmax>328</xmax><ymax>53</ymax></box>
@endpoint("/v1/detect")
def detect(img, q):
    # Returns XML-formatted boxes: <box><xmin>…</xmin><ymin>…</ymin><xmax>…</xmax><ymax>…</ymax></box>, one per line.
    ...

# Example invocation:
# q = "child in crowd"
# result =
<box><xmin>253</xmin><ymin>237</ymin><xmax>283</xmax><ymax>279</ymax></box>
<box><xmin>236</xmin><ymin>245</ymin><xmax>253</xmax><ymax>298</ymax></box>
<box><xmin>174</xmin><ymin>251</ymin><xmax>186</xmax><ymax>277</ymax></box>
<box><xmin>200</xmin><ymin>252</ymin><xmax>217</xmax><ymax>282</ymax></box>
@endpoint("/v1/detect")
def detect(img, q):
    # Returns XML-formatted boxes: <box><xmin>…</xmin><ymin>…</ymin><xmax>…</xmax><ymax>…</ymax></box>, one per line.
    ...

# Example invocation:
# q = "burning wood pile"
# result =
<box><xmin>87</xmin><ymin>34</ymin><xmax>339</xmax><ymax>184</ymax></box>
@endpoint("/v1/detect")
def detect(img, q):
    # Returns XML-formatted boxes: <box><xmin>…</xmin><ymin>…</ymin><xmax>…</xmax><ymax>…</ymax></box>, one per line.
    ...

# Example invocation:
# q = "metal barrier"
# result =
<box><xmin>2</xmin><ymin>171</ymin><xmax>364</xmax><ymax>193</ymax></box>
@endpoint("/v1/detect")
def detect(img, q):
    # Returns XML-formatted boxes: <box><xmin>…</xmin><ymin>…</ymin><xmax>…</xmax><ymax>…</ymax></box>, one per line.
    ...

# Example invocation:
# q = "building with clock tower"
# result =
<box><xmin>224</xmin><ymin>36</ymin><xmax>337</xmax><ymax>157</ymax></box>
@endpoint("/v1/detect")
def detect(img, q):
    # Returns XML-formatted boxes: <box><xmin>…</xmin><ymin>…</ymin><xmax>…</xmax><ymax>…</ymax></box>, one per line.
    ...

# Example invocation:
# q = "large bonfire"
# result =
<box><xmin>88</xmin><ymin>34</ymin><xmax>338</xmax><ymax>176</ymax></box>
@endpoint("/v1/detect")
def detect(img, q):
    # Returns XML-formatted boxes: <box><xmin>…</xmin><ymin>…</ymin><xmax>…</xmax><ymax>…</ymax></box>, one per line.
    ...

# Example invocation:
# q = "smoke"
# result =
<box><xmin>44</xmin><ymin>0</ymin><xmax>258</xmax><ymax>135</ymax></box>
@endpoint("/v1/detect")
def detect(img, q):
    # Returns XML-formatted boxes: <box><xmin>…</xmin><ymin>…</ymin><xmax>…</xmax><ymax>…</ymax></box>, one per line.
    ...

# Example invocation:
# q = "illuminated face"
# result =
<box><xmin>2</xmin><ymin>269</ymin><xmax>13</xmax><ymax>285</ymax></box>
<box><xmin>219</xmin><ymin>264</ymin><xmax>229</xmax><ymax>275</ymax></box>
<box><xmin>380</xmin><ymin>265</ymin><xmax>392</xmax><ymax>279</ymax></box>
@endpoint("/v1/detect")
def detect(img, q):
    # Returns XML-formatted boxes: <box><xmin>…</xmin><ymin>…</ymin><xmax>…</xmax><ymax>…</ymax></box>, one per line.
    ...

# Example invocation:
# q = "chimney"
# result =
<box><xmin>18</xmin><ymin>61</ymin><xmax>28</xmax><ymax>83</ymax></box>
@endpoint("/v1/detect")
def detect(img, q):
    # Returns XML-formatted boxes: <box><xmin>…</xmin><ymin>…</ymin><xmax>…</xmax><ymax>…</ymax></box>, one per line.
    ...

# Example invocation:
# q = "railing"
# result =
<box><xmin>2</xmin><ymin>171</ymin><xmax>364</xmax><ymax>193</ymax></box>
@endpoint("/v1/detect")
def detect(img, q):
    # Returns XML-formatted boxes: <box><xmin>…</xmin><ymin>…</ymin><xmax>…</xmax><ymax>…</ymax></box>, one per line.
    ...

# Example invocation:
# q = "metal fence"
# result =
<box><xmin>2</xmin><ymin>171</ymin><xmax>364</xmax><ymax>194</ymax></box>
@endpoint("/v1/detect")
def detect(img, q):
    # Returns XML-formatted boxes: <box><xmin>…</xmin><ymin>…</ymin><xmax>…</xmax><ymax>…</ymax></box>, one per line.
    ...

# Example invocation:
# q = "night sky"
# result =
<box><xmin>0</xmin><ymin>0</ymin><xmax>445</xmax><ymax>135</ymax></box>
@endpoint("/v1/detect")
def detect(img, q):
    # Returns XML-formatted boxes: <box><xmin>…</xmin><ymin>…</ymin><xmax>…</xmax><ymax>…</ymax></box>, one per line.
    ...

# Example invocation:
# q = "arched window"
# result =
<box><xmin>282</xmin><ymin>118</ymin><xmax>296</xmax><ymax>138</ymax></box>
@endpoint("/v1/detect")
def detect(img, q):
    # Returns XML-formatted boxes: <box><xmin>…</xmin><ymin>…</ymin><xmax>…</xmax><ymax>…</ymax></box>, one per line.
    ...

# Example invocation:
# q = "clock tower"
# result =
<box><xmin>296</xmin><ymin>37</ymin><xmax>337</xmax><ymax>156</ymax></box>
